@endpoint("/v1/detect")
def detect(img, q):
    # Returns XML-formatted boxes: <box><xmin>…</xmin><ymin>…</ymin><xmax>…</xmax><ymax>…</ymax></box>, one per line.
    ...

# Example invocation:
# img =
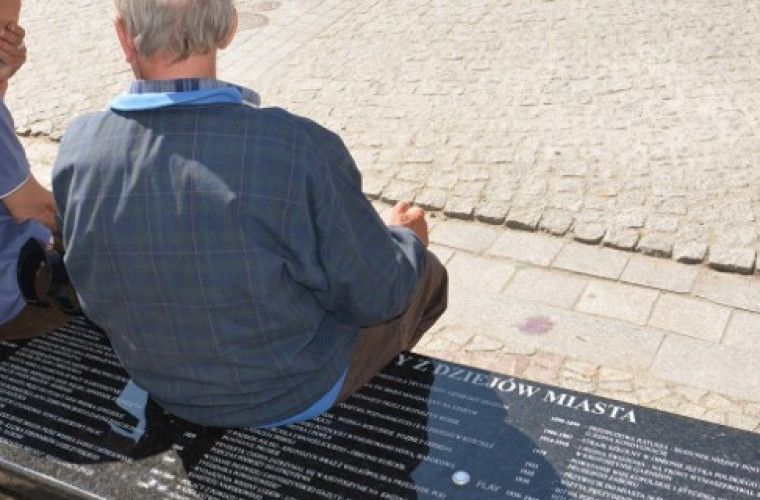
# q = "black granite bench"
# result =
<box><xmin>0</xmin><ymin>317</ymin><xmax>758</xmax><ymax>499</ymax></box>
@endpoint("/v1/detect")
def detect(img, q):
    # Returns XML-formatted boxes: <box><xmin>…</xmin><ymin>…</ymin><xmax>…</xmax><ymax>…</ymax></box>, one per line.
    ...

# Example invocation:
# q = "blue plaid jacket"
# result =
<box><xmin>52</xmin><ymin>80</ymin><xmax>426</xmax><ymax>427</ymax></box>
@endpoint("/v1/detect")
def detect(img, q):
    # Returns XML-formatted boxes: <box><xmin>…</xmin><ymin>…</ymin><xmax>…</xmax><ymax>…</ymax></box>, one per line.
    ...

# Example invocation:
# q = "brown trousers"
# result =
<box><xmin>336</xmin><ymin>250</ymin><xmax>448</xmax><ymax>404</ymax></box>
<box><xmin>0</xmin><ymin>304</ymin><xmax>70</xmax><ymax>340</ymax></box>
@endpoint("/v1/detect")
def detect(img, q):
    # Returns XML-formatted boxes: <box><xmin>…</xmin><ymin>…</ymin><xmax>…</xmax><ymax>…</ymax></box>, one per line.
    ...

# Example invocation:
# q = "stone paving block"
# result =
<box><xmin>558</xmin><ymin>378</ymin><xmax>596</xmax><ymax>394</ymax></box>
<box><xmin>708</xmin><ymin>246</ymin><xmax>757</xmax><ymax>274</ymax></box>
<box><xmin>530</xmin><ymin>351</ymin><xmax>565</xmax><ymax>372</ymax></box>
<box><xmin>572</xmin><ymin>223</ymin><xmax>606</xmax><ymax>244</ymax></box>
<box><xmin>723</xmin><ymin>310</ymin><xmax>760</xmax><ymax>353</ymax></box>
<box><xmin>415</xmin><ymin>336</ymin><xmax>460</xmax><ymax>355</ymax></box>
<box><xmin>445</xmin><ymin>253</ymin><xmax>516</xmax><ymax>294</ymax></box>
<box><xmin>452</xmin><ymin>181</ymin><xmax>486</xmax><ymax>198</ymax></box>
<box><xmin>745</xmin><ymin>403</ymin><xmax>760</xmax><ymax>418</ymax></box>
<box><xmin>538</xmin><ymin>211</ymin><xmax>573</xmax><ymax>236</ymax></box>
<box><xmin>443</xmin><ymin>196</ymin><xmax>477</xmax><ymax>220</ymax></box>
<box><xmin>702</xmin><ymin>393</ymin><xmax>742</xmax><ymax>413</ymax></box>
<box><xmin>414</xmin><ymin>188</ymin><xmax>447</xmax><ymax>211</ymax></box>
<box><xmin>674</xmin><ymin>402</ymin><xmax>708</xmax><ymax>421</ymax></box>
<box><xmin>438</xmin><ymin>286</ymin><xmax>664</xmax><ymax>373</ymax></box>
<box><xmin>620</xmin><ymin>254</ymin><xmax>698</xmax><ymax>293</ymax></box>
<box><xmin>503</xmin><ymin>268</ymin><xmax>588</xmax><ymax>309</ymax></box>
<box><xmin>673</xmin><ymin>241</ymin><xmax>708</xmax><ymax>264</ymax></box>
<box><xmin>671</xmin><ymin>386</ymin><xmax>708</xmax><ymax>404</ymax></box>
<box><xmin>505</xmin><ymin>207</ymin><xmax>542</xmax><ymax>231</ymax></box>
<box><xmin>598</xmin><ymin>367</ymin><xmax>634</xmax><ymax>384</ymax></box>
<box><xmin>648</xmin><ymin>294</ymin><xmax>731</xmax><ymax>342</ymax></box>
<box><xmin>429</xmin><ymin>220</ymin><xmax>503</xmax><ymax>254</ymax></box>
<box><xmin>380</xmin><ymin>180</ymin><xmax>419</xmax><ymax>204</ymax></box>
<box><xmin>438</xmin><ymin>351</ymin><xmax>530</xmax><ymax>378</ymax></box>
<box><xmin>650</xmin><ymin>336</ymin><xmax>760</xmax><ymax>403</ymax></box>
<box><xmin>428</xmin><ymin>244</ymin><xmax>455</xmax><ymax>265</ymax></box>
<box><xmin>524</xmin><ymin>366</ymin><xmax>560</xmax><ymax>385</ymax></box>
<box><xmin>575</xmin><ymin>281</ymin><xmax>659</xmax><ymax>325</ymax></box>
<box><xmin>701</xmin><ymin>410</ymin><xmax>728</xmax><ymax>427</ymax></box>
<box><xmin>603</xmin><ymin>228</ymin><xmax>640</xmax><ymax>251</ymax></box>
<box><xmin>636</xmin><ymin>385</ymin><xmax>672</xmax><ymax>405</ymax></box>
<box><xmin>553</xmin><ymin>242</ymin><xmax>630</xmax><ymax>280</ymax></box>
<box><xmin>646</xmin><ymin>215</ymin><xmax>679</xmax><ymax>233</ymax></box>
<box><xmin>501</xmin><ymin>342</ymin><xmax>539</xmax><ymax>356</ymax></box>
<box><xmin>614</xmin><ymin>209</ymin><xmax>646</xmax><ymax>229</ymax></box>
<box><xmin>727</xmin><ymin>414</ymin><xmax>760</xmax><ymax>433</ymax></box>
<box><xmin>362</xmin><ymin>178</ymin><xmax>386</xmax><ymax>199</ymax></box>
<box><xmin>597</xmin><ymin>380</ymin><xmax>635</xmax><ymax>393</ymax></box>
<box><xmin>474</xmin><ymin>200</ymin><xmax>509</xmax><ymax>225</ymax></box>
<box><xmin>427</xmin><ymin>326</ymin><xmax>472</xmax><ymax>347</ymax></box>
<box><xmin>598</xmin><ymin>390</ymin><xmax>639</xmax><ymax>406</ymax></box>
<box><xmin>464</xmin><ymin>335</ymin><xmax>504</xmax><ymax>352</ymax></box>
<box><xmin>561</xmin><ymin>359</ymin><xmax>597</xmax><ymax>382</ymax></box>
<box><xmin>636</xmin><ymin>234</ymin><xmax>673</xmax><ymax>258</ymax></box>
<box><xmin>693</xmin><ymin>268</ymin><xmax>760</xmax><ymax>313</ymax></box>
<box><xmin>487</xmin><ymin>230</ymin><xmax>564</xmax><ymax>267</ymax></box>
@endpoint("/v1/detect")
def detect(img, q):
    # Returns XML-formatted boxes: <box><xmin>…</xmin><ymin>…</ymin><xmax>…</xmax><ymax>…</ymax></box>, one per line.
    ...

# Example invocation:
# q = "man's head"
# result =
<box><xmin>114</xmin><ymin>0</ymin><xmax>236</xmax><ymax>63</ymax></box>
<box><xmin>0</xmin><ymin>0</ymin><xmax>21</xmax><ymax>26</ymax></box>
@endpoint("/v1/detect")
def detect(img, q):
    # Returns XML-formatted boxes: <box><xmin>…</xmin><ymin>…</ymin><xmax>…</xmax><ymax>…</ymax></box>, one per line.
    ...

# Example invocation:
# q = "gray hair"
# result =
<box><xmin>114</xmin><ymin>0</ymin><xmax>236</xmax><ymax>60</ymax></box>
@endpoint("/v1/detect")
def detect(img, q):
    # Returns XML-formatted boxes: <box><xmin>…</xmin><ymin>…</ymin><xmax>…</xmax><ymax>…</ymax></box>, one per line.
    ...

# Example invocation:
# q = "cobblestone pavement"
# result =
<box><xmin>6</xmin><ymin>0</ymin><xmax>760</xmax><ymax>437</ymax></box>
<box><xmin>10</xmin><ymin>0</ymin><xmax>760</xmax><ymax>273</ymax></box>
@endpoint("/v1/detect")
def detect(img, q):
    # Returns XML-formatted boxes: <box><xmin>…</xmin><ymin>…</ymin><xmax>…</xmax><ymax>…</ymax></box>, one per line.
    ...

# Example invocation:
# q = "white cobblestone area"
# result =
<box><xmin>10</xmin><ymin>0</ymin><xmax>760</xmax><ymax>272</ymax></box>
<box><xmin>418</xmin><ymin>215</ymin><xmax>760</xmax><ymax>434</ymax></box>
<box><xmin>255</xmin><ymin>0</ymin><xmax>760</xmax><ymax>272</ymax></box>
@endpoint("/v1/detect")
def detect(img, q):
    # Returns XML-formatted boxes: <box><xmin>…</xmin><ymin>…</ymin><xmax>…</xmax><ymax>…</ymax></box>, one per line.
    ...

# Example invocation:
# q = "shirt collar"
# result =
<box><xmin>109</xmin><ymin>78</ymin><xmax>261</xmax><ymax>111</ymax></box>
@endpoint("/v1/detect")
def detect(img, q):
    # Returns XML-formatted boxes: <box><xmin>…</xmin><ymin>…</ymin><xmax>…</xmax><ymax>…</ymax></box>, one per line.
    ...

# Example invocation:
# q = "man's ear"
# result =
<box><xmin>218</xmin><ymin>8</ymin><xmax>238</xmax><ymax>49</ymax></box>
<box><xmin>113</xmin><ymin>16</ymin><xmax>137</xmax><ymax>63</ymax></box>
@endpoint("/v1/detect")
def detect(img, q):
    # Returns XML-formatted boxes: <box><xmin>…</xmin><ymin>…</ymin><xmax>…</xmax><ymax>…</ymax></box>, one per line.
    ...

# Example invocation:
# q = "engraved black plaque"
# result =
<box><xmin>0</xmin><ymin>318</ymin><xmax>758</xmax><ymax>499</ymax></box>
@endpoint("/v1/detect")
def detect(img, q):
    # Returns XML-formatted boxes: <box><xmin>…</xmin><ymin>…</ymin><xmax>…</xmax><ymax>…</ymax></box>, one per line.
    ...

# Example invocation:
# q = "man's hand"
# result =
<box><xmin>386</xmin><ymin>201</ymin><xmax>429</xmax><ymax>247</ymax></box>
<box><xmin>1</xmin><ymin>175</ymin><xmax>59</xmax><ymax>233</ymax></box>
<box><xmin>0</xmin><ymin>22</ymin><xmax>27</xmax><ymax>86</ymax></box>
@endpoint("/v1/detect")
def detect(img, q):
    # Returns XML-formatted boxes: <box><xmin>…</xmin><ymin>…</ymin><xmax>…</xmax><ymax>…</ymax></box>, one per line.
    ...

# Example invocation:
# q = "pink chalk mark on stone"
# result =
<box><xmin>517</xmin><ymin>316</ymin><xmax>554</xmax><ymax>335</ymax></box>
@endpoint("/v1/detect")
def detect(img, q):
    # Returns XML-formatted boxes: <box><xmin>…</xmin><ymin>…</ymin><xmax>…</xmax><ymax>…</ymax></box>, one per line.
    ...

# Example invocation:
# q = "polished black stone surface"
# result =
<box><xmin>0</xmin><ymin>317</ymin><xmax>758</xmax><ymax>499</ymax></box>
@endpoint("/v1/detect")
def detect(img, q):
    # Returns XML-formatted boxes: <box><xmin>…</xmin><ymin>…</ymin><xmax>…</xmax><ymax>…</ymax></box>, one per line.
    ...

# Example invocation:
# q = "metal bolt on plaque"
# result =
<box><xmin>451</xmin><ymin>470</ymin><xmax>470</xmax><ymax>486</ymax></box>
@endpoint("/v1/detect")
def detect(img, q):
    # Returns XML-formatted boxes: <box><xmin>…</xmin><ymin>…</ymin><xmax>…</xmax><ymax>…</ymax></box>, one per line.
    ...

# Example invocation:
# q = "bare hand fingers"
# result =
<box><xmin>0</xmin><ymin>41</ymin><xmax>26</xmax><ymax>67</ymax></box>
<box><xmin>0</xmin><ymin>23</ymin><xmax>25</xmax><ymax>48</ymax></box>
<box><xmin>393</xmin><ymin>201</ymin><xmax>410</xmax><ymax>214</ymax></box>
<box><xmin>6</xmin><ymin>22</ymin><xmax>25</xmax><ymax>39</ymax></box>
<box><xmin>0</xmin><ymin>38</ymin><xmax>25</xmax><ymax>56</ymax></box>
<box><xmin>406</xmin><ymin>206</ymin><xmax>425</xmax><ymax>220</ymax></box>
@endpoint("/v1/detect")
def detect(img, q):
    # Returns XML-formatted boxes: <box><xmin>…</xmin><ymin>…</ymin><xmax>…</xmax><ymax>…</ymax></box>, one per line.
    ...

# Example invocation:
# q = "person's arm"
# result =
<box><xmin>305</xmin><ymin>128</ymin><xmax>427</xmax><ymax>327</ymax></box>
<box><xmin>2</xmin><ymin>175</ymin><xmax>59</xmax><ymax>232</ymax></box>
<box><xmin>0</xmin><ymin>22</ymin><xmax>26</xmax><ymax>98</ymax></box>
<box><xmin>0</xmin><ymin>21</ymin><xmax>56</xmax><ymax>231</ymax></box>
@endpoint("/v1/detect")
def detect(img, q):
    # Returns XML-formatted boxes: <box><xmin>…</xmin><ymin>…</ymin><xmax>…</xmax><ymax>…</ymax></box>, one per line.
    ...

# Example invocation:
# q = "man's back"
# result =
<box><xmin>53</xmin><ymin>0</ymin><xmax>445</xmax><ymax>429</ymax></box>
<box><xmin>53</xmin><ymin>97</ymin><xmax>424</xmax><ymax>427</ymax></box>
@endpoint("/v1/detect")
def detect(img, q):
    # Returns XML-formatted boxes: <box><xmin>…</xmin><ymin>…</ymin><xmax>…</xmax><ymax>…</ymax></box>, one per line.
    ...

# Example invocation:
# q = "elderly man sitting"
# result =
<box><xmin>52</xmin><ymin>0</ymin><xmax>447</xmax><ymax>428</ymax></box>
